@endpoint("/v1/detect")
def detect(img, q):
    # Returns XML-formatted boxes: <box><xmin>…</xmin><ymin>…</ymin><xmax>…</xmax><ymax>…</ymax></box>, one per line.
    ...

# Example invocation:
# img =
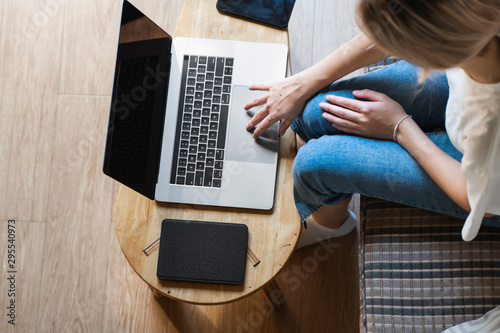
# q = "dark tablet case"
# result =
<box><xmin>216</xmin><ymin>0</ymin><xmax>296</xmax><ymax>28</ymax></box>
<box><xmin>156</xmin><ymin>219</ymin><xmax>248</xmax><ymax>285</ymax></box>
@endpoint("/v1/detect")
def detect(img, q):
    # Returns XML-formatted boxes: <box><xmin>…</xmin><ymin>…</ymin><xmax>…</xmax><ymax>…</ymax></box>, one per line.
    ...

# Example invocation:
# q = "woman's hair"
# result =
<box><xmin>356</xmin><ymin>0</ymin><xmax>500</xmax><ymax>69</ymax></box>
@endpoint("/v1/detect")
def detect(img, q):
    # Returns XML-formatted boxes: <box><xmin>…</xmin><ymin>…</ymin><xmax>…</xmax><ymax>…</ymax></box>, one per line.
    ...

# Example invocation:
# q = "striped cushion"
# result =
<box><xmin>359</xmin><ymin>197</ymin><xmax>500</xmax><ymax>333</ymax></box>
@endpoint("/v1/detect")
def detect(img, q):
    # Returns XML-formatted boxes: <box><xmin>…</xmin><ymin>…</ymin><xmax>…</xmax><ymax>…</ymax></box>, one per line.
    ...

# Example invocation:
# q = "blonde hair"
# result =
<box><xmin>356</xmin><ymin>0</ymin><xmax>500</xmax><ymax>70</ymax></box>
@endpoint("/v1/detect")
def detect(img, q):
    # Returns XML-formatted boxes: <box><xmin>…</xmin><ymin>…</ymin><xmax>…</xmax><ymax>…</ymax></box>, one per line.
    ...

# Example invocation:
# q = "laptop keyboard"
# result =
<box><xmin>170</xmin><ymin>55</ymin><xmax>234</xmax><ymax>188</ymax></box>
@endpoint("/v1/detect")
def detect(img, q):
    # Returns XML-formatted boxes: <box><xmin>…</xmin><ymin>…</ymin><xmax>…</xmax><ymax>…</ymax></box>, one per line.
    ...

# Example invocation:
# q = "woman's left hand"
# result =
<box><xmin>320</xmin><ymin>89</ymin><xmax>408</xmax><ymax>140</ymax></box>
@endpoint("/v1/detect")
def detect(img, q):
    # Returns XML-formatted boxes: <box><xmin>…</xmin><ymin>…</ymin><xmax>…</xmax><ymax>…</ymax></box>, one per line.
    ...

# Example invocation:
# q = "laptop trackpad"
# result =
<box><xmin>226</xmin><ymin>86</ymin><xmax>279</xmax><ymax>164</ymax></box>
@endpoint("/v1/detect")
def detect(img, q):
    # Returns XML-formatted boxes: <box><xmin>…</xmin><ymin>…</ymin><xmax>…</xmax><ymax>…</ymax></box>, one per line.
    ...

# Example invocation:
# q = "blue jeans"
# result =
<box><xmin>291</xmin><ymin>60</ymin><xmax>500</xmax><ymax>227</ymax></box>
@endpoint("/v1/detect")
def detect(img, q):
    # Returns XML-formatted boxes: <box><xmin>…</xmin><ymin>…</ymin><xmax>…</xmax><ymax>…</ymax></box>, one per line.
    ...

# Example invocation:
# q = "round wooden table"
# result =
<box><xmin>114</xmin><ymin>0</ymin><xmax>300</xmax><ymax>306</ymax></box>
<box><xmin>114</xmin><ymin>126</ymin><xmax>300</xmax><ymax>305</ymax></box>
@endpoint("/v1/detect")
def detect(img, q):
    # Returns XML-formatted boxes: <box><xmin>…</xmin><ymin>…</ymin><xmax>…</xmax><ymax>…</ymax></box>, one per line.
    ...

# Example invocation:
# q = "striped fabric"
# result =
<box><xmin>359</xmin><ymin>197</ymin><xmax>500</xmax><ymax>333</ymax></box>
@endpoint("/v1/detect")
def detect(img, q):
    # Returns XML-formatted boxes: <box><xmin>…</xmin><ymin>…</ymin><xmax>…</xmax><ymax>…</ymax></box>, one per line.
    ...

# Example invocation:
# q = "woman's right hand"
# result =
<box><xmin>244</xmin><ymin>33</ymin><xmax>388</xmax><ymax>139</ymax></box>
<box><xmin>244</xmin><ymin>75</ymin><xmax>310</xmax><ymax>138</ymax></box>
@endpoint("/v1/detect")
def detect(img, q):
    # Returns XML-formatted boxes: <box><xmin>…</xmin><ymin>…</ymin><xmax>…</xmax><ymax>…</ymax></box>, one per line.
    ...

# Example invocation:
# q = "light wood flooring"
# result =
<box><xmin>0</xmin><ymin>0</ymin><xmax>361</xmax><ymax>332</ymax></box>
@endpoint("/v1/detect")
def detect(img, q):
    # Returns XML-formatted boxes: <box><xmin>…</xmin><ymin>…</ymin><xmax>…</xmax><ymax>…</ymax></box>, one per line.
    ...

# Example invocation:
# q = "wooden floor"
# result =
<box><xmin>0</xmin><ymin>0</ymin><xmax>361</xmax><ymax>332</ymax></box>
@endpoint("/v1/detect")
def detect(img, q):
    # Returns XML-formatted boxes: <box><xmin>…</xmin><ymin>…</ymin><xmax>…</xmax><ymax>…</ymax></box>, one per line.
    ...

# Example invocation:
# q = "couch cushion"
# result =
<box><xmin>360</xmin><ymin>197</ymin><xmax>500</xmax><ymax>332</ymax></box>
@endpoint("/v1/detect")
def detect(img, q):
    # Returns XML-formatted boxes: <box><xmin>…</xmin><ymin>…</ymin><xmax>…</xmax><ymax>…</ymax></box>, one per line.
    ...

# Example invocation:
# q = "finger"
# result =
<box><xmin>319</xmin><ymin>102</ymin><xmax>361</xmax><ymax>123</ymax></box>
<box><xmin>244</xmin><ymin>94</ymin><xmax>269</xmax><ymax>110</ymax></box>
<box><xmin>322</xmin><ymin>112</ymin><xmax>361</xmax><ymax>133</ymax></box>
<box><xmin>252</xmin><ymin>114</ymin><xmax>278</xmax><ymax>138</ymax></box>
<box><xmin>352</xmin><ymin>89</ymin><xmax>387</xmax><ymax>102</ymax></box>
<box><xmin>324</xmin><ymin>95</ymin><xmax>364</xmax><ymax>113</ymax></box>
<box><xmin>248</xmin><ymin>83</ymin><xmax>272</xmax><ymax>91</ymax></box>
<box><xmin>246</xmin><ymin>107</ymin><xmax>269</xmax><ymax>131</ymax></box>
<box><xmin>279</xmin><ymin>118</ymin><xmax>294</xmax><ymax>136</ymax></box>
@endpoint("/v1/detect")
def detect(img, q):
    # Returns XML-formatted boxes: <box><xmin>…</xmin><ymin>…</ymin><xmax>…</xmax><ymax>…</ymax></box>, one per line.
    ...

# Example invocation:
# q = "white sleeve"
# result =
<box><xmin>461</xmin><ymin>116</ymin><xmax>500</xmax><ymax>241</ymax></box>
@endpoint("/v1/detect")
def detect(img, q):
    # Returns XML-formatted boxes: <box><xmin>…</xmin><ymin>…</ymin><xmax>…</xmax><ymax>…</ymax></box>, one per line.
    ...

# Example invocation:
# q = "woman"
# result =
<box><xmin>245</xmin><ymin>0</ymin><xmax>500</xmax><ymax>248</ymax></box>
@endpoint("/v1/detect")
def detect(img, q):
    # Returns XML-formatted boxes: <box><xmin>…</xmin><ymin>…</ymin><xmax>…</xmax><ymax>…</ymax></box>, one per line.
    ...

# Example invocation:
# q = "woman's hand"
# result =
<box><xmin>320</xmin><ymin>89</ymin><xmax>407</xmax><ymax>140</ymax></box>
<box><xmin>244</xmin><ymin>75</ymin><xmax>309</xmax><ymax>138</ymax></box>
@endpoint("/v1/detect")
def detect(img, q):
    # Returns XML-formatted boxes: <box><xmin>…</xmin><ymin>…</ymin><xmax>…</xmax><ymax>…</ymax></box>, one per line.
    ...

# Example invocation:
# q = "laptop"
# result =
<box><xmin>103</xmin><ymin>0</ymin><xmax>288</xmax><ymax>210</ymax></box>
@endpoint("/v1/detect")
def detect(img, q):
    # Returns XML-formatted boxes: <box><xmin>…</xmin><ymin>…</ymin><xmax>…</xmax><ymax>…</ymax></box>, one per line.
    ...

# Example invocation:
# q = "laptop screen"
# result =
<box><xmin>103</xmin><ymin>1</ymin><xmax>172</xmax><ymax>199</ymax></box>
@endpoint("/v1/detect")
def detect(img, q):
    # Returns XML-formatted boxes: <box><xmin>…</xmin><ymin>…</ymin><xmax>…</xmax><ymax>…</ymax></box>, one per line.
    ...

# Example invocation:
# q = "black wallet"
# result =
<box><xmin>216</xmin><ymin>0</ymin><xmax>296</xmax><ymax>28</ymax></box>
<box><xmin>156</xmin><ymin>219</ymin><xmax>248</xmax><ymax>285</ymax></box>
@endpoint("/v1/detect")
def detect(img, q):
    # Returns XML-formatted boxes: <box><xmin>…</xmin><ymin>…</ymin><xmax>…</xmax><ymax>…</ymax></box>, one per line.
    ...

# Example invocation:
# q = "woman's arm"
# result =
<box><xmin>396</xmin><ymin>118</ymin><xmax>472</xmax><ymax>211</ymax></box>
<box><xmin>320</xmin><ymin>89</ymin><xmax>477</xmax><ymax>214</ymax></box>
<box><xmin>245</xmin><ymin>33</ymin><xmax>390</xmax><ymax>138</ymax></box>
<box><xmin>292</xmin><ymin>33</ymin><xmax>390</xmax><ymax>98</ymax></box>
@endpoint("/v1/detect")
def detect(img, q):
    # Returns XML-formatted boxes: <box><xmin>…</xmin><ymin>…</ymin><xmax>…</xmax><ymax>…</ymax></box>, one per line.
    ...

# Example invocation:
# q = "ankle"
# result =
<box><xmin>311</xmin><ymin>210</ymin><xmax>350</xmax><ymax>229</ymax></box>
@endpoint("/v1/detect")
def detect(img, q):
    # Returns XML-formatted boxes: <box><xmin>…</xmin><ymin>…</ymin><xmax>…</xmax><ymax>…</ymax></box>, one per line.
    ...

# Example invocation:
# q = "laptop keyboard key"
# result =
<box><xmin>204</xmin><ymin>167</ymin><xmax>213</xmax><ymax>187</ymax></box>
<box><xmin>207</xmin><ymin>57</ymin><xmax>216</xmax><ymax>71</ymax></box>
<box><xmin>217</xmin><ymin>106</ymin><xmax>228</xmax><ymax>149</ymax></box>
<box><xmin>195</xmin><ymin>171</ymin><xmax>204</xmax><ymax>186</ymax></box>
<box><xmin>216</xmin><ymin>57</ymin><xmax>224</xmax><ymax>76</ymax></box>
<box><xmin>186</xmin><ymin>172</ymin><xmax>194</xmax><ymax>185</ymax></box>
<box><xmin>189</xmin><ymin>56</ymin><xmax>198</xmax><ymax>68</ymax></box>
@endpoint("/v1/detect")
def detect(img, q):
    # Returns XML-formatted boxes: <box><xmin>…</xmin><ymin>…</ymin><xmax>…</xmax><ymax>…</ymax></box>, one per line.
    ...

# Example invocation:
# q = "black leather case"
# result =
<box><xmin>156</xmin><ymin>219</ymin><xmax>248</xmax><ymax>285</ymax></box>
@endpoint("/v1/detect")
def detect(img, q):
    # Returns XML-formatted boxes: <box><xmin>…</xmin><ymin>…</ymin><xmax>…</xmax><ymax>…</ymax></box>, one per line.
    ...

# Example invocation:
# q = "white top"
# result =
<box><xmin>445</xmin><ymin>67</ymin><xmax>500</xmax><ymax>241</ymax></box>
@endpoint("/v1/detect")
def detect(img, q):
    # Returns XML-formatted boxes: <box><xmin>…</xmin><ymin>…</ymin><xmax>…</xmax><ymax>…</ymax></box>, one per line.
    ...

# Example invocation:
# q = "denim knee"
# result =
<box><xmin>292</xmin><ymin>137</ymin><xmax>353</xmax><ymax>220</ymax></box>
